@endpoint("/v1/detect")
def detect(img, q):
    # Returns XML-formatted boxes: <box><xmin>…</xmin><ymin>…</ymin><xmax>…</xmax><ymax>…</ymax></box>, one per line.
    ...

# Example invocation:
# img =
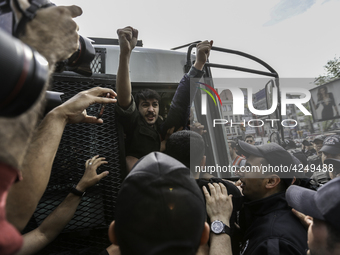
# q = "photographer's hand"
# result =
<box><xmin>11</xmin><ymin>0</ymin><xmax>82</xmax><ymax>66</ymax></box>
<box><xmin>52</xmin><ymin>87</ymin><xmax>117</xmax><ymax>124</ymax></box>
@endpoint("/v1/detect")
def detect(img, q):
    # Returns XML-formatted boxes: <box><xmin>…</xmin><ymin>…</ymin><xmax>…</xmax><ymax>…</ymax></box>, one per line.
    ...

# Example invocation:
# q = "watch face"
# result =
<box><xmin>211</xmin><ymin>221</ymin><xmax>224</xmax><ymax>234</ymax></box>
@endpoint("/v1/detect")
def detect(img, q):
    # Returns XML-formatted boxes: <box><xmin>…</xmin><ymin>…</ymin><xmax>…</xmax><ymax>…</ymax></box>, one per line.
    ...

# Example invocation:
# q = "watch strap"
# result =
<box><xmin>70</xmin><ymin>185</ymin><xmax>85</xmax><ymax>197</ymax></box>
<box><xmin>223</xmin><ymin>223</ymin><xmax>231</xmax><ymax>235</ymax></box>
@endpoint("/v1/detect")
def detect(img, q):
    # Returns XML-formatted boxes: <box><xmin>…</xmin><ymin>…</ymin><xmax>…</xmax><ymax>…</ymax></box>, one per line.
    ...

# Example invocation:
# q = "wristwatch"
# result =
<box><xmin>70</xmin><ymin>185</ymin><xmax>86</xmax><ymax>197</ymax></box>
<box><xmin>211</xmin><ymin>220</ymin><xmax>231</xmax><ymax>235</ymax></box>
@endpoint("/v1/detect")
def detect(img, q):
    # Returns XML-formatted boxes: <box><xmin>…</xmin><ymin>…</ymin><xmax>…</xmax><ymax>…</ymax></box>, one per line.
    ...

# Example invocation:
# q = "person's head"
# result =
<box><xmin>244</xmin><ymin>135</ymin><xmax>255</xmax><ymax>145</ymax></box>
<box><xmin>320</xmin><ymin>135</ymin><xmax>340</xmax><ymax>164</ymax></box>
<box><xmin>313</xmin><ymin>135</ymin><xmax>326</xmax><ymax>154</ymax></box>
<box><xmin>135</xmin><ymin>89</ymin><xmax>161</xmax><ymax>126</ymax></box>
<box><xmin>324</xmin><ymin>158</ymin><xmax>340</xmax><ymax>179</ymax></box>
<box><xmin>318</xmin><ymin>86</ymin><xmax>328</xmax><ymax>99</ymax></box>
<box><xmin>164</xmin><ymin>130</ymin><xmax>205</xmax><ymax>178</ymax></box>
<box><xmin>109</xmin><ymin>152</ymin><xmax>209</xmax><ymax>255</ymax></box>
<box><xmin>286</xmin><ymin>178</ymin><xmax>340</xmax><ymax>255</ymax></box>
<box><xmin>237</xmin><ymin>141</ymin><xmax>294</xmax><ymax>201</ymax></box>
<box><xmin>228</xmin><ymin>140</ymin><xmax>237</xmax><ymax>158</ymax></box>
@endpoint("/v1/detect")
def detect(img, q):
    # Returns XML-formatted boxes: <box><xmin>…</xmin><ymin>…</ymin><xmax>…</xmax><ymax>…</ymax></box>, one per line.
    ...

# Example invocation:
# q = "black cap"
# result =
<box><xmin>320</xmin><ymin>135</ymin><xmax>340</xmax><ymax>155</ymax></box>
<box><xmin>286</xmin><ymin>178</ymin><xmax>340</xmax><ymax>231</ymax></box>
<box><xmin>114</xmin><ymin>152</ymin><xmax>206</xmax><ymax>255</ymax></box>
<box><xmin>238</xmin><ymin>141</ymin><xmax>295</xmax><ymax>186</ymax></box>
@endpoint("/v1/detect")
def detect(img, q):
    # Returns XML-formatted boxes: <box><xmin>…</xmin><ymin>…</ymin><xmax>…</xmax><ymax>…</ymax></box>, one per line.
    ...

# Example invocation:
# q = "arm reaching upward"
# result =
<box><xmin>116</xmin><ymin>26</ymin><xmax>139</xmax><ymax>109</ymax></box>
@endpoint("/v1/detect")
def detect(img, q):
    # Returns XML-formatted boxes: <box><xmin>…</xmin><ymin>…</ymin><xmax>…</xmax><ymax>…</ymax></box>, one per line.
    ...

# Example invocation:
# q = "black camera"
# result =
<box><xmin>0</xmin><ymin>0</ymin><xmax>95</xmax><ymax>117</ymax></box>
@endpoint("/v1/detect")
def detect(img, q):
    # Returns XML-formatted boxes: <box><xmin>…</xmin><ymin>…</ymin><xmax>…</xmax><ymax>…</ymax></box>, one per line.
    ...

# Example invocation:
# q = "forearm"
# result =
<box><xmin>17</xmin><ymin>193</ymin><xmax>82</xmax><ymax>255</ymax></box>
<box><xmin>209</xmin><ymin>232</ymin><xmax>232</xmax><ymax>255</ymax></box>
<box><xmin>161</xmin><ymin>67</ymin><xmax>204</xmax><ymax>138</ymax></box>
<box><xmin>116</xmin><ymin>53</ymin><xmax>132</xmax><ymax>109</ymax></box>
<box><xmin>6</xmin><ymin>109</ymin><xmax>68</xmax><ymax>231</ymax></box>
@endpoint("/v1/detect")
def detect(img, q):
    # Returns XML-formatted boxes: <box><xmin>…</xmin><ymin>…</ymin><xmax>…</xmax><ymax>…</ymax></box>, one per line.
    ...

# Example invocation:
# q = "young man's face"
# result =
<box><xmin>138</xmin><ymin>98</ymin><xmax>159</xmax><ymax>126</ymax></box>
<box><xmin>307</xmin><ymin>218</ymin><xmax>329</xmax><ymax>255</ymax></box>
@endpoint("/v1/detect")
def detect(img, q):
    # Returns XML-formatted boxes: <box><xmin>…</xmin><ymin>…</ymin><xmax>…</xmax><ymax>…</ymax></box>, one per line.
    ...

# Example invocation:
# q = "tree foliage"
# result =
<box><xmin>314</xmin><ymin>56</ymin><xmax>340</xmax><ymax>86</ymax></box>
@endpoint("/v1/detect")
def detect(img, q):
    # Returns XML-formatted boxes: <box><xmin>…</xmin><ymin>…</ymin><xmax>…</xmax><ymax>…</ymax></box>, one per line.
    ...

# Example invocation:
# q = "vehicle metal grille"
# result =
<box><xmin>23</xmin><ymin>73</ymin><xmax>124</xmax><ymax>255</ymax></box>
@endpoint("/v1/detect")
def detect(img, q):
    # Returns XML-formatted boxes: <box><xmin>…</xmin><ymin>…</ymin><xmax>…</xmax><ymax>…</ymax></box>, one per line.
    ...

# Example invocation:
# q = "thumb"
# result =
<box><xmin>82</xmin><ymin>116</ymin><xmax>104</xmax><ymax>124</ymax></box>
<box><xmin>98</xmin><ymin>171</ymin><xmax>109</xmax><ymax>181</ymax></box>
<box><xmin>63</xmin><ymin>5</ymin><xmax>83</xmax><ymax>18</ymax></box>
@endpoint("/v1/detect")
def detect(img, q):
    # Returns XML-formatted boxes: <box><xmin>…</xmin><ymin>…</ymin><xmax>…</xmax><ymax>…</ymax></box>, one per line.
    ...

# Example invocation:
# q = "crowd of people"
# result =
<box><xmin>1</xmin><ymin>1</ymin><xmax>340</xmax><ymax>255</ymax></box>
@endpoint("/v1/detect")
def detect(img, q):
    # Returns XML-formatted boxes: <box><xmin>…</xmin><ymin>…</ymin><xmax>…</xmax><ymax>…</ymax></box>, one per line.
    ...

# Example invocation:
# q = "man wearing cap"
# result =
<box><xmin>107</xmin><ymin>152</ymin><xmax>210</xmax><ymax>255</ymax></box>
<box><xmin>319</xmin><ymin>135</ymin><xmax>340</xmax><ymax>181</ymax></box>
<box><xmin>307</xmin><ymin>135</ymin><xmax>326</xmax><ymax>167</ymax></box>
<box><xmin>302</xmin><ymin>140</ymin><xmax>316</xmax><ymax>157</ymax></box>
<box><xmin>308</xmin><ymin>135</ymin><xmax>330</xmax><ymax>188</ymax></box>
<box><xmin>320</xmin><ymin>135</ymin><xmax>340</xmax><ymax>164</ymax></box>
<box><xmin>286</xmin><ymin>177</ymin><xmax>340</xmax><ymax>255</ymax></box>
<box><xmin>236</xmin><ymin>141</ymin><xmax>308</xmax><ymax>255</ymax></box>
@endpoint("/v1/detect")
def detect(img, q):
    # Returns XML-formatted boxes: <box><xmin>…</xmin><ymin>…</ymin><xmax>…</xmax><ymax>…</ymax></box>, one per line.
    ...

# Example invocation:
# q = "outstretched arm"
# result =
<box><xmin>16</xmin><ymin>156</ymin><xmax>109</xmax><ymax>255</ymax></box>
<box><xmin>116</xmin><ymin>26</ymin><xmax>138</xmax><ymax>109</ymax></box>
<box><xmin>203</xmin><ymin>183</ymin><xmax>233</xmax><ymax>255</ymax></box>
<box><xmin>161</xmin><ymin>40</ymin><xmax>213</xmax><ymax>138</ymax></box>
<box><xmin>6</xmin><ymin>87</ymin><xmax>117</xmax><ymax>231</ymax></box>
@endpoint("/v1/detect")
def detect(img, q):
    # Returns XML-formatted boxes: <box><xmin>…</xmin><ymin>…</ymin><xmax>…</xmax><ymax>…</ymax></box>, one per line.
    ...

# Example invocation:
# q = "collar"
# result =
<box><xmin>244</xmin><ymin>192</ymin><xmax>288</xmax><ymax>216</ymax></box>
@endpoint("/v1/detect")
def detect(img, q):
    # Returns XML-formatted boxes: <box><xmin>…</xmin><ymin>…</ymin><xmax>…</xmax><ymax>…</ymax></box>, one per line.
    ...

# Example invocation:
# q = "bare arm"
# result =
<box><xmin>16</xmin><ymin>156</ymin><xmax>109</xmax><ymax>255</ymax></box>
<box><xmin>116</xmin><ymin>27</ymin><xmax>138</xmax><ymax>109</ymax></box>
<box><xmin>6</xmin><ymin>87</ymin><xmax>117</xmax><ymax>231</ymax></box>
<box><xmin>203</xmin><ymin>183</ymin><xmax>233</xmax><ymax>255</ymax></box>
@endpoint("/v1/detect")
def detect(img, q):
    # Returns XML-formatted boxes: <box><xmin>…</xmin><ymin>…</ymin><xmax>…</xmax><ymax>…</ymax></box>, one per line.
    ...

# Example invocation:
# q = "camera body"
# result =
<box><xmin>0</xmin><ymin>0</ymin><xmax>95</xmax><ymax>117</ymax></box>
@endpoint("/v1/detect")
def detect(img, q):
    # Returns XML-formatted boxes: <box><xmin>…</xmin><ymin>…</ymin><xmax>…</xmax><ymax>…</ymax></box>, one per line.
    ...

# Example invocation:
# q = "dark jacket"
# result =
<box><xmin>115</xmin><ymin>67</ymin><xmax>204</xmax><ymax>159</ymax></box>
<box><xmin>239</xmin><ymin>192</ymin><xmax>308</xmax><ymax>255</ymax></box>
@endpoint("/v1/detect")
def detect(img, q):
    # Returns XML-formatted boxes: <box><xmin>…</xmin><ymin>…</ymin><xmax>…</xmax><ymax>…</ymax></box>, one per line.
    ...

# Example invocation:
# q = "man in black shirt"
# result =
<box><xmin>236</xmin><ymin>141</ymin><xmax>308</xmax><ymax>255</ymax></box>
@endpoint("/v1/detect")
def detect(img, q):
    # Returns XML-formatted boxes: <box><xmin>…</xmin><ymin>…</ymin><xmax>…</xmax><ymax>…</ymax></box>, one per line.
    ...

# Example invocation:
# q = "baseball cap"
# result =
<box><xmin>286</xmin><ymin>177</ymin><xmax>340</xmax><ymax>231</ymax></box>
<box><xmin>114</xmin><ymin>152</ymin><xmax>206</xmax><ymax>255</ymax></box>
<box><xmin>238</xmin><ymin>141</ymin><xmax>295</xmax><ymax>186</ymax></box>
<box><xmin>320</xmin><ymin>135</ymin><xmax>340</xmax><ymax>155</ymax></box>
<box><xmin>313</xmin><ymin>135</ymin><xmax>326</xmax><ymax>143</ymax></box>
